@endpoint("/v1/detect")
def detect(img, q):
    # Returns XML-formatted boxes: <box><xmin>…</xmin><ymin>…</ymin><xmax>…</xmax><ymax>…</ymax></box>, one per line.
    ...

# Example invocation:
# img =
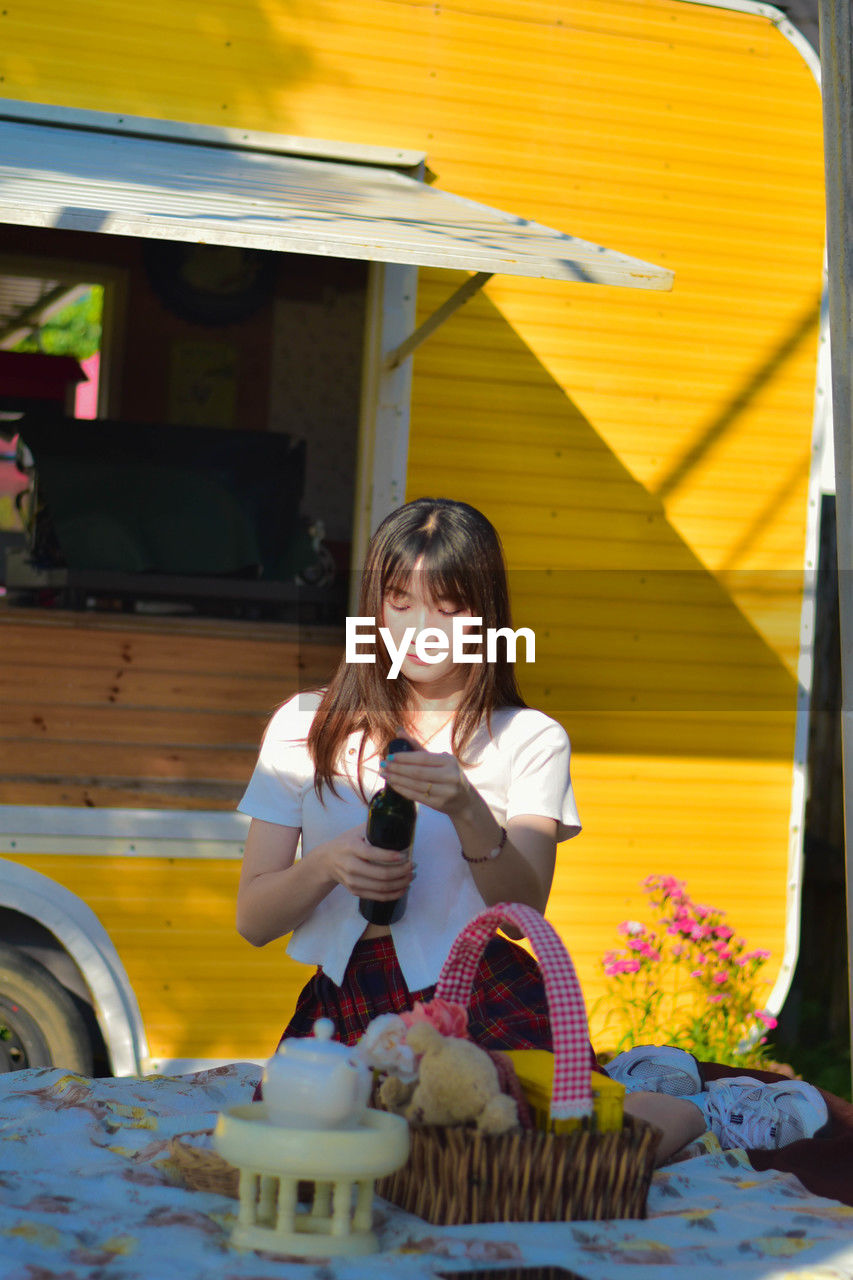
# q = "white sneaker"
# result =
<box><xmin>603</xmin><ymin>1044</ymin><xmax>702</xmax><ymax>1096</ymax></box>
<box><xmin>696</xmin><ymin>1076</ymin><xmax>829</xmax><ymax>1150</ymax></box>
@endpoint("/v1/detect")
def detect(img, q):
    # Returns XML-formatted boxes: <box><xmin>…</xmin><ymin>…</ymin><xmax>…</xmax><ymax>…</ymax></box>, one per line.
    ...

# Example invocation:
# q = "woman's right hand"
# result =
<box><xmin>322</xmin><ymin>825</ymin><xmax>414</xmax><ymax>901</ymax></box>
<box><xmin>238</xmin><ymin>818</ymin><xmax>413</xmax><ymax>947</ymax></box>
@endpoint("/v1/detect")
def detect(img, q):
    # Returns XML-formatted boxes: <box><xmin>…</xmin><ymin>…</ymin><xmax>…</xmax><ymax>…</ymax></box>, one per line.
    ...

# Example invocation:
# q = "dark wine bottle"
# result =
<box><xmin>358</xmin><ymin>736</ymin><xmax>417</xmax><ymax>926</ymax></box>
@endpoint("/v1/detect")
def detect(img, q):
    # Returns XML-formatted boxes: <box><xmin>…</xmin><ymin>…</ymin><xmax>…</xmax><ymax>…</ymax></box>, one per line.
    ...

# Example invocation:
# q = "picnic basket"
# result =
<box><xmin>169</xmin><ymin>1132</ymin><xmax>319</xmax><ymax>1205</ymax></box>
<box><xmin>169</xmin><ymin>1130</ymin><xmax>238</xmax><ymax>1198</ymax></box>
<box><xmin>375</xmin><ymin>902</ymin><xmax>661</xmax><ymax>1225</ymax></box>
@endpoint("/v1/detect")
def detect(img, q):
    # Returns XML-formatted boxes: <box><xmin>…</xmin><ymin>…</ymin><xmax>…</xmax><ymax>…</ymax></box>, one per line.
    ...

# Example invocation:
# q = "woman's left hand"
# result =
<box><xmin>379</xmin><ymin>749</ymin><xmax>472</xmax><ymax>817</ymax></box>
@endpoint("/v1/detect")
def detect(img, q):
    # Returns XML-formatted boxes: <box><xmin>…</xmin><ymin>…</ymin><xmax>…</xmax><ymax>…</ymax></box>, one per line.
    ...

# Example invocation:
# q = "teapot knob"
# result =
<box><xmin>313</xmin><ymin>1018</ymin><xmax>335</xmax><ymax>1041</ymax></box>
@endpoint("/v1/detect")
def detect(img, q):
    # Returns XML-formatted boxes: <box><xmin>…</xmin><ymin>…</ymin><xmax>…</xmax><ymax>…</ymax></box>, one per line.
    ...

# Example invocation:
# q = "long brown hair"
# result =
<box><xmin>308</xmin><ymin>497</ymin><xmax>527</xmax><ymax>798</ymax></box>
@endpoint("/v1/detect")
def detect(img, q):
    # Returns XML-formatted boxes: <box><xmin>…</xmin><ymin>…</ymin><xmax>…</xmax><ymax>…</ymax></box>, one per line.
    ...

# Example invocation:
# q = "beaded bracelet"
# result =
<box><xmin>460</xmin><ymin>825</ymin><xmax>507</xmax><ymax>864</ymax></box>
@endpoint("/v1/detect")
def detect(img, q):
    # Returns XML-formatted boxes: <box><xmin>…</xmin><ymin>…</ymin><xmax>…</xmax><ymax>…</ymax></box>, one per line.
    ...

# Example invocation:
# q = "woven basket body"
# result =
<box><xmin>169</xmin><ymin>1133</ymin><xmax>315</xmax><ymax>1205</ymax></box>
<box><xmin>376</xmin><ymin>1112</ymin><xmax>658</xmax><ymax>1224</ymax></box>
<box><xmin>376</xmin><ymin>903</ymin><xmax>661</xmax><ymax>1224</ymax></box>
<box><xmin>169</xmin><ymin>1133</ymin><xmax>238</xmax><ymax>1198</ymax></box>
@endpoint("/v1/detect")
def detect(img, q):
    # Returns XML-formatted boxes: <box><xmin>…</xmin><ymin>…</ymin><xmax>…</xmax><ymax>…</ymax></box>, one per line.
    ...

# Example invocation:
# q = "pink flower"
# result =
<box><xmin>400</xmin><ymin>997</ymin><xmax>468</xmax><ymax>1039</ymax></box>
<box><xmin>626</xmin><ymin>938</ymin><xmax>660</xmax><ymax>959</ymax></box>
<box><xmin>601</xmin><ymin>875</ymin><xmax>776</xmax><ymax>1062</ymax></box>
<box><xmin>645</xmin><ymin>874</ymin><xmax>687</xmax><ymax>900</ymax></box>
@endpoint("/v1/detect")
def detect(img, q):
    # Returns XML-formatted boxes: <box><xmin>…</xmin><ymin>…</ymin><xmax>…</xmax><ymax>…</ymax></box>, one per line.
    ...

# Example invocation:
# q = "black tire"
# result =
<box><xmin>0</xmin><ymin>942</ymin><xmax>93</xmax><ymax>1074</ymax></box>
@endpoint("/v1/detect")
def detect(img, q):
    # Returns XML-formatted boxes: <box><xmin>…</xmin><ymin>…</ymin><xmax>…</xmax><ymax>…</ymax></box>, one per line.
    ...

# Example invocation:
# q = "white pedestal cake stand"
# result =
<box><xmin>214</xmin><ymin>1103</ymin><xmax>410</xmax><ymax>1257</ymax></box>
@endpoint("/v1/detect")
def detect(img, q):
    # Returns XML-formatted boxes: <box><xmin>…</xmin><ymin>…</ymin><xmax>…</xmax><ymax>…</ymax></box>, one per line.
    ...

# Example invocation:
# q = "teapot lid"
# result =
<box><xmin>275</xmin><ymin>1018</ymin><xmax>354</xmax><ymax>1064</ymax></box>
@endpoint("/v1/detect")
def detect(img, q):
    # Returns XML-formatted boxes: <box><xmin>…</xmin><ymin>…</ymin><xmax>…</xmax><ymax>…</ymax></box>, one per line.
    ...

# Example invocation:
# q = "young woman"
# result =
<box><xmin>236</xmin><ymin>496</ymin><xmax>579</xmax><ymax>1051</ymax></box>
<box><xmin>236</xmin><ymin>497</ymin><xmax>828</xmax><ymax>1161</ymax></box>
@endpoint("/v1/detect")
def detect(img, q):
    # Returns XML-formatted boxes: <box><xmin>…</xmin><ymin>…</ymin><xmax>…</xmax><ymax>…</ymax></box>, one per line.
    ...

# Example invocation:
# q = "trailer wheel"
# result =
<box><xmin>0</xmin><ymin>943</ymin><xmax>93</xmax><ymax>1074</ymax></box>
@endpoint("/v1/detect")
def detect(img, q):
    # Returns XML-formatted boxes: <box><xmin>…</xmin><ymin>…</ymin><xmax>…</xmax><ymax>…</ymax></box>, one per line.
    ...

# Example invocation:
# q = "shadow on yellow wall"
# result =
<box><xmin>409</xmin><ymin>286</ymin><xmax>806</xmax><ymax>765</ymax></box>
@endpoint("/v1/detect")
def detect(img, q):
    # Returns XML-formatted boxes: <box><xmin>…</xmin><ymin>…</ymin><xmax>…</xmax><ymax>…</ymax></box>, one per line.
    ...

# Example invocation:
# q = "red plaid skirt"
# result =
<box><xmin>276</xmin><ymin>933</ymin><xmax>553</xmax><ymax>1051</ymax></box>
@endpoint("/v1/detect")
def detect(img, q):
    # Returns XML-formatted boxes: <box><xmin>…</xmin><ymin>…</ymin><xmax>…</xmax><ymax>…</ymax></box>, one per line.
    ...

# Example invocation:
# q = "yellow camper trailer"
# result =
<box><xmin>0</xmin><ymin>0</ymin><xmax>825</xmax><ymax>1073</ymax></box>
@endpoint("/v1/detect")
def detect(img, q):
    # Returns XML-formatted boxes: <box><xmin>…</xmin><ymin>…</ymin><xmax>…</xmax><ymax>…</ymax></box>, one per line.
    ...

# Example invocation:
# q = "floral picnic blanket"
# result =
<box><xmin>1</xmin><ymin>1064</ymin><xmax>852</xmax><ymax>1280</ymax></box>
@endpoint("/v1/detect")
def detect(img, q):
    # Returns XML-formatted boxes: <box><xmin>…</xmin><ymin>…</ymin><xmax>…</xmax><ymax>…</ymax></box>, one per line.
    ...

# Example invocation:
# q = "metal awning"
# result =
<box><xmin>0</xmin><ymin>101</ymin><xmax>672</xmax><ymax>291</ymax></box>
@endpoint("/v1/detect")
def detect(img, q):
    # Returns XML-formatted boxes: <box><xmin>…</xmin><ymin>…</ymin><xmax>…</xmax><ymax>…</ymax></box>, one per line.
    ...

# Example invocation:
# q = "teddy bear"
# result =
<box><xmin>378</xmin><ymin>1022</ymin><xmax>519</xmax><ymax>1135</ymax></box>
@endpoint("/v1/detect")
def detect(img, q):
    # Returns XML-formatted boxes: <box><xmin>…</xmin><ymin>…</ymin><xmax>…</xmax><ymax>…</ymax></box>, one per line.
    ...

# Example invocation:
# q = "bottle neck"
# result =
<box><xmin>381</xmin><ymin>780</ymin><xmax>408</xmax><ymax>802</ymax></box>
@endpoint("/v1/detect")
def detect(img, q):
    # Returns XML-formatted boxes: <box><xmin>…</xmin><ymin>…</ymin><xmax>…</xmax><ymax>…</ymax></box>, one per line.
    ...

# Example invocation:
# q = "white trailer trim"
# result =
<box><xmin>0</xmin><ymin>805</ymin><xmax>249</xmax><ymax>841</ymax></box>
<box><xmin>0</xmin><ymin>806</ymin><xmax>249</xmax><ymax>858</ymax></box>
<box><xmin>351</xmin><ymin>261</ymin><xmax>418</xmax><ymax>578</ymax></box>
<box><xmin>0</xmin><ymin>99</ymin><xmax>428</xmax><ymax>172</ymax></box>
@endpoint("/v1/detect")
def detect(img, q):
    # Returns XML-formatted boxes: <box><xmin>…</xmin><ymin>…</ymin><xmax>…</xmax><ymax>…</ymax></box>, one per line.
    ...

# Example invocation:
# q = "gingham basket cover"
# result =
<box><xmin>435</xmin><ymin>902</ymin><xmax>594</xmax><ymax>1120</ymax></box>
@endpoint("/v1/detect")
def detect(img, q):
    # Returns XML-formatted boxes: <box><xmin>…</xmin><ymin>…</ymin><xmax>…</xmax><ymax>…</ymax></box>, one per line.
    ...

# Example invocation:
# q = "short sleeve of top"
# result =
<box><xmin>237</xmin><ymin>691</ymin><xmax>321</xmax><ymax>828</ymax></box>
<box><xmin>474</xmin><ymin>706</ymin><xmax>581</xmax><ymax>842</ymax></box>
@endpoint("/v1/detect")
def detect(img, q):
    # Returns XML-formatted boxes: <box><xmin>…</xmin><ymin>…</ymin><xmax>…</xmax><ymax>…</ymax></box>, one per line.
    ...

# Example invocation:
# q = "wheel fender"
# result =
<box><xmin>0</xmin><ymin>858</ymin><xmax>149</xmax><ymax>1076</ymax></box>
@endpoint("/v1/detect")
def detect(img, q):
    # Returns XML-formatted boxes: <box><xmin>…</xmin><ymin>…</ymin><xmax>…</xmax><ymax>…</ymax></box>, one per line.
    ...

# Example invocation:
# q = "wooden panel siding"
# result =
<box><xmin>1</xmin><ymin>608</ymin><xmax>342</xmax><ymax>1061</ymax></box>
<box><xmin>0</xmin><ymin>607</ymin><xmax>342</xmax><ymax>810</ymax></box>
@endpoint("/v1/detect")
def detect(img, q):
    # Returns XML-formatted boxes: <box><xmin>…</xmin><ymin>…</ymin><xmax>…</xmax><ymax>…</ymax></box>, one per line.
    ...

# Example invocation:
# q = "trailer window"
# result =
<box><xmin>0</xmin><ymin>237</ymin><xmax>365</xmax><ymax>625</ymax></box>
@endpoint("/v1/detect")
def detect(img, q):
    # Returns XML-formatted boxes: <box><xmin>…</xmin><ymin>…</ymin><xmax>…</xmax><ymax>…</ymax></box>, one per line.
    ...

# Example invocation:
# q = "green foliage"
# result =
<box><xmin>14</xmin><ymin>286</ymin><xmax>103</xmax><ymax>359</ymax></box>
<box><xmin>773</xmin><ymin>999</ymin><xmax>852</xmax><ymax>1101</ymax></box>
<box><xmin>594</xmin><ymin>874</ymin><xmax>778</xmax><ymax>1068</ymax></box>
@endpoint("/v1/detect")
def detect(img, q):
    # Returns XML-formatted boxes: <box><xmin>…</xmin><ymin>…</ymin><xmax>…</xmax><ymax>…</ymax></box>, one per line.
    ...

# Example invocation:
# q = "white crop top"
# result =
<box><xmin>238</xmin><ymin>691</ymin><xmax>581</xmax><ymax>990</ymax></box>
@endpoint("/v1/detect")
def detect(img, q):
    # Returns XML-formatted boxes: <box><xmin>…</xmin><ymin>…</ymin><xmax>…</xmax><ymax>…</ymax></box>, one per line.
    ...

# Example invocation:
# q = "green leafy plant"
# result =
<box><xmin>594</xmin><ymin>874</ymin><xmax>777</xmax><ymax>1067</ymax></box>
<box><xmin>13</xmin><ymin>286</ymin><xmax>103</xmax><ymax>359</ymax></box>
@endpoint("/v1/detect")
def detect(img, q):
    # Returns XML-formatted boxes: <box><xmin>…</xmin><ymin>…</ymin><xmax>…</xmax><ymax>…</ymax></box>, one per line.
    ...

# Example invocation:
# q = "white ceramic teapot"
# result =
<box><xmin>261</xmin><ymin>1018</ymin><xmax>372</xmax><ymax>1130</ymax></box>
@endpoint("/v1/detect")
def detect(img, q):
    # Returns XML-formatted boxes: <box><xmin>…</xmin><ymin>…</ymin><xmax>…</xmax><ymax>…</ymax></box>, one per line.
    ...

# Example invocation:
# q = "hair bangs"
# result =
<box><xmin>383</xmin><ymin>535</ymin><xmax>469</xmax><ymax>611</ymax></box>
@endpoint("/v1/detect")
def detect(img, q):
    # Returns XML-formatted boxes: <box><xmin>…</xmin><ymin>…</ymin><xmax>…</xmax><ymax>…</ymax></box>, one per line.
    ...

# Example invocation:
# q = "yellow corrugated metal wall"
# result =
<box><xmin>2</xmin><ymin>0</ymin><xmax>825</xmax><ymax>1048</ymax></box>
<box><xmin>6</xmin><ymin>855</ymin><xmax>288</xmax><ymax>1059</ymax></box>
<box><xmin>400</xmin><ymin>3</ymin><xmax>824</xmax><ymax>1039</ymax></box>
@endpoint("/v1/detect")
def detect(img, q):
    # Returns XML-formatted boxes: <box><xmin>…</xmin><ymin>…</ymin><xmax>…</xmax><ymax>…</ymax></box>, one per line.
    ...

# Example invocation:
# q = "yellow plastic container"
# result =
<box><xmin>505</xmin><ymin>1050</ymin><xmax>625</xmax><ymax>1135</ymax></box>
